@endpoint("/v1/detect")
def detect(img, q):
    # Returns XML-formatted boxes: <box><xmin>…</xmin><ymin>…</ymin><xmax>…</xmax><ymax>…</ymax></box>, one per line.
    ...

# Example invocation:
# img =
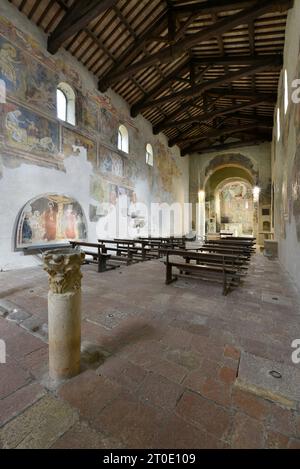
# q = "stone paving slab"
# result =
<box><xmin>1</xmin><ymin>254</ymin><xmax>300</xmax><ymax>449</ymax></box>
<box><xmin>237</xmin><ymin>352</ymin><xmax>300</xmax><ymax>407</ymax></box>
<box><xmin>0</xmin><ymin>395</ymin><xmax>78</xmax><ymax>449</ymax></box>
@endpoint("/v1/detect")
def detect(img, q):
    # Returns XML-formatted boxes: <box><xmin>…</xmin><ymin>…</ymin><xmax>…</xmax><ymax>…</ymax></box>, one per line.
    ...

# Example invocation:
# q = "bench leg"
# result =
<box><xmin>223</xmin><ymin>270</ymin><xmax>228</xmax><ymax>295</ymax></box>
<box><xmin>166</xmin><ymin>263</ymin><xmax>172</xmax><ymax>284</ymax></box>
<box><xmin>98</xmin><ymin>257</ymin><xmax>106</xmax><ymax>273</ymax></box>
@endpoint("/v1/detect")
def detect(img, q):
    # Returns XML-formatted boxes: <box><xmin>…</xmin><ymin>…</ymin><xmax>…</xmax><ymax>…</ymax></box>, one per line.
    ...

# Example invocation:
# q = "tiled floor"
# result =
<box><xmin>0</xmin><ymin>254</ymin><xmax>300</xmax><ymax>448</ymax></box>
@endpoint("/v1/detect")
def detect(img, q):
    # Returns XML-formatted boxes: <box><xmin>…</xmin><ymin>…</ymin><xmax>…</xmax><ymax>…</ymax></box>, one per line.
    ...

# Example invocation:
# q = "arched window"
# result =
<box><xmin>146</xmin><ymin>143</ymin><xmax>153</xmax><ymax>166</ymax></box>
<box><xmin>118</xmin><ymin>124</ymin><xmax>129</xmax><ymax>153</ymax></box>
<box><xmin>56</xmin><ymin>82</ymin><xmax>76</xmax><ymax>125</ymax></box>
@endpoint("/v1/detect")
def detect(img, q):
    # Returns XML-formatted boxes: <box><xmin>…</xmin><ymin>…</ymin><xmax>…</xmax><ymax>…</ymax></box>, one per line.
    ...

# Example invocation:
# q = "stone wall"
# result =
<box><xmin>272</xmin><ymin>1</ymin><xmax>300</xmax><ymax>291</ymax></box>
<box><xmin>0</xmin><ymin>1</ymin><xmax>189</xmax><ymax>270</ymax></box>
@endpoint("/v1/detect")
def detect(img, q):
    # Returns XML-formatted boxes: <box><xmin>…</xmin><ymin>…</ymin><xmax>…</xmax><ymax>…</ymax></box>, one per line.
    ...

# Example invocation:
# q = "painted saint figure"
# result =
<box><xmin>43</xmin><ymin>202</ymin><xmax>57</xmax><ymax>241</ymax></box>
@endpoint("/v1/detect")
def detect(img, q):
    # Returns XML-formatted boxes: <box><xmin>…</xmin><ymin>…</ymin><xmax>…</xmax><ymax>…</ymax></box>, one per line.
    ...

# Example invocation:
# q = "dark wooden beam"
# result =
<box><xmin>152</xmin><ymin>60</ymin><xmax>280</xmax><ymax>134</ymax></box>
<box><xmin>173</xmin><ymin>1</ymin><xmax>255</xmax><ymax>16</ymax></box>
<box><xmin>98</xmin><ymin>12</ymin><xmax>168</xmax><ymax>92</ymax></box>
<box><xmin>146</xmin><ymin>59</ymin><xmax>281</xmax><ymax>113</ymax></box>
<box><xmin>98</xmin><ymin>0</ymin><xmax>291</xmax><ymax>91</ymax></box>
<box><xmin>192</xmin><ymin>54</ymin><xmax>280</xmax><ymax>66</ymax></box>
<box><xmin>132</xmin><ymin>58</ymin><xmax>280</xmax><ymax>117</ymax></box>
<box><xmin>48</xmin><ymin>0</ymin><xmax>118</xmax><ymax>54</ymax></box>
<box><xmin>131</xmin><ymin>56</ymin><xmax>277</xmax><ymax>118</ymax></box>
<box><xmin>206</xmin><ymin>89</ymin><xmax>277</xmax><ymax>102</ymax></box>
<box><xmin>162</xmin><ymin>98</ymin><xmax>272</xmax><ymax>135</ymax></box>
<box><xmin>172</xmin><ymin>124</ymin><xmax>273</xmax><ymax>148</ymax></box>
<box><xmin>182</xmin><ymin>136</ymin><xmax>271</xmax><ymax>156</ymax></box>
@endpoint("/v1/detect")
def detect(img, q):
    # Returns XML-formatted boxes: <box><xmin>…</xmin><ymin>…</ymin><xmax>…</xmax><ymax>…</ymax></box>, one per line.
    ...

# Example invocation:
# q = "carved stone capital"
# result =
<box><xmin>43</xmin><ymin>248</ymin><xmax>85</xmax><ymax>294</ymax></box>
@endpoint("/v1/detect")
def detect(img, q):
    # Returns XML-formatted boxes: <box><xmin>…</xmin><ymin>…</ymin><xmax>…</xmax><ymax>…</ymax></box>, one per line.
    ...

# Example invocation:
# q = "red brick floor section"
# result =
<box><xmin>0</xmin><ymin>253</ymin><xmax>300</xmax><ymax>448</ymax></box>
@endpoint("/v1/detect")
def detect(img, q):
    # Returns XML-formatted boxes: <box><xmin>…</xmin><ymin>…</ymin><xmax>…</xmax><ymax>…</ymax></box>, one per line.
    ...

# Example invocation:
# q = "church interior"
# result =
<box><xmin>0</xmin><ymin>0</ymin><xmax>300</xmax><ymax>450</ymax></box>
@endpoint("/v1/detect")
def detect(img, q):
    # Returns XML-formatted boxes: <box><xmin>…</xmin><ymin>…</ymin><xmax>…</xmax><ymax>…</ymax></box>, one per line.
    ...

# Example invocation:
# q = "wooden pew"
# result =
<box><xmin>160</xmin><ymin>249</ymin><xmax>248</xmax><ymax>271</ymax></box>
<box><xmin>97</xmin><ymin>239</ymin><xmax>140</xmax><ymax>265</ymax></box>
<box><xmin>163</xmin><ymin>250</ymin><xmax>242</xmax><ymax>295</ymax></box>
<box><xmin>114</xmin><ymin>239</ymin><xmax>158</xmax><ymax>261</ymax></box>
<box><xmin>70</xmin><ymin>241</ymin><xmax>117</xmax><ymax>272</ymax></box>
<box><xmin>199</xmin><ymin>245</ymin><xmax>251</xmax><ymax>258</ymax></box>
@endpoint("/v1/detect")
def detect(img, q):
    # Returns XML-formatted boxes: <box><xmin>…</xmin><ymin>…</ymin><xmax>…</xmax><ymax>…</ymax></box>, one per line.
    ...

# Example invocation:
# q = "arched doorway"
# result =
<box><xmin>204</xmin><ymin>165</ymin><xmax>257</xmax><ymax>237</ymax></box>
<box><xmin>215</xmin><ymin>179</ymin><xmax>254</xmax><ymax>237</ymax></box>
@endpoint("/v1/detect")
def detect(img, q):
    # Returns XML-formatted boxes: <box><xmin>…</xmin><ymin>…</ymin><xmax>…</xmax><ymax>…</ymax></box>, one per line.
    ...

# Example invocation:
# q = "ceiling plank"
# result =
<box><xmin>183</xmin><ymin>137</ymin><xmax>271</xmax><ymax>156</ymax></box>
<box><xmin>161</xmin><ymin>97</ymin><xmax>273</xmax><ymax>135</ymax></box>
<box><xmin>172</xmin><ymin>123</ymin><xmax>273</xmax><ymax>147</ymax></box>
<box><xmin>98</xmin><ymin>0</ymin><xmax>291</xmax><ymax>91</ymax></box>
<box><xmin>131</xmin><ymin>56</ymin><xmax>280</xmax><ymax>116</ymax></box>
<box><xmin>48</xmin><ymin>0</ymin><xmax>118</xmax><ymax>54</ymax></box>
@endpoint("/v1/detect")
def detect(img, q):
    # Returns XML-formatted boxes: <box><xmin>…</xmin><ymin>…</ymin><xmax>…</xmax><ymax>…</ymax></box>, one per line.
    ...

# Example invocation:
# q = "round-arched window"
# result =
<box><xmin>57</xmin><ymin>82</ymin><xmax>76</xmax><ymax>125</ymax></box>
<box><xmin>118</xmin><ymin>124</ymin><xmax>129</xmax><ymax>153</ymax></box>
<box><xmin>146</xmin><ymin>143</ymin><xmax>153</xmax><ymax>166</ymax></box>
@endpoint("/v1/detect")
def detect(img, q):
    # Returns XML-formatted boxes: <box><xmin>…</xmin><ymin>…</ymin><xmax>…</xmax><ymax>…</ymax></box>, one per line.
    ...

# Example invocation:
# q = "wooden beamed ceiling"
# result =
<box><xmin>10</xmin><ymin>0</ymin><xmax>293</xmax><ymax>156</ymax></box>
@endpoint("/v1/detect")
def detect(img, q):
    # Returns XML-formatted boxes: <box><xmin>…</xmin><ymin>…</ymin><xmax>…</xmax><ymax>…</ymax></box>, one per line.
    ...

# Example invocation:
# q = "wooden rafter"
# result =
<box><xmin>98</xmin><ymin>0</ymin><xmax>291</xmax><ymax>91</ymax></box>
<box><xmin>131</xmin><ymin>55</ymin><xmax>280</xmax><ymax>117</ymax></box>
<box><xmin>182</xmin><ymin>137</ymin><xmax>271</xmax><ymax>156</ymax></box>
<box><xmin>48</xmin><ymin>0</ymin><xmax>118</xmax><ymax>54</ymax></box>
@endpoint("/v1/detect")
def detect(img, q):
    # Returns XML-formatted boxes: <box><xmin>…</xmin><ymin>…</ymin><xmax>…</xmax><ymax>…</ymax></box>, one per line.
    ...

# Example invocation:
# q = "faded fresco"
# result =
<box><xmin>0</xmin><ymin>35</ymin><xmax>57</xmax><ymax>113</ymax></box>
<box><xmin>153</xmin><ymin>142</ymin><xmax>181</xmax><ymax>200</ymax></box>
<box><xmin>16</xmin><ymin>194</ymin><xmax>87</xmax><ymax>248</ymax></box>
<box><xmin>0</xmin><ymin>13</ymin><xmax>186</xmax><ymax>254</ymax></box>
<box><xmin>2</xmin><ymin>102</ymin><xmax>59</xmax><ymax>156</ymax></box>
<box><xmin>78</xmin><ymin>94</ymin><xmax>98</xmax><ymax>134</ymax></box>
<box><xmin>62</xmin><ymin>127</ymin><xmax>97</xmax><ymax>166</ymax></box>
<box><xmin>219</xmin><ymin>181</ymin><xmax>254</xmax><ymax>235</ymax></box>
<box><xmin>99</xmin><ymin>146</ymin><xmax>123</xmax><ymax>178</ymax></box>
<box><xmin>99</xmin><ymin>108</ymin><xmax>118</xmax><ymax>145</ymax></box>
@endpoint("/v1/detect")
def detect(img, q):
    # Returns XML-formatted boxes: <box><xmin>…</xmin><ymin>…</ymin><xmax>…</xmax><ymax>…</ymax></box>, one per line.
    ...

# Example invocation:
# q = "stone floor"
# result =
<box><xmin>1</xmin><ymin>254</ymin><xmax>300</xmax><ymax>449</ymax></box>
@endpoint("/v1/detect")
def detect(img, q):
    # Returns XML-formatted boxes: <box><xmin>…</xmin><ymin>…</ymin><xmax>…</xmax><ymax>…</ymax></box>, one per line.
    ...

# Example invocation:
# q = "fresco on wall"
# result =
<box><xmin>0</xmin><ymin>37</ymin><xmax>26</xmax><ymax>98</ymax></box>
<box><xmin>99</xmin><ymin>146</ymin><xmax>123</xmax><ymax>177</ymax></box>
<box><xmin>99</xmin><ymin>108</ymin><xmax>118</xmax><ymax>145</ymax></box>
<box><xmin>154</xmin><ymin>142</ymin><xmax>181</xmax><ymax>197</ymax></box>
<box><xmin>205</xmin><ymin>153</ymin><xmax>257</xmax><ymax>180</ymax></box>
<box><xmin>62</xmin><ymin>127</ymin><xmax>97</xmax><ymax>165</ymax></box>
<box><xmin>26</xmin><ymin>60</ymin><xmax>57</xmax><ymax>113</ymax></box>
<box><xmin>124</xmin><ymin>158</ymin><xmax>139</xmax><ymax>184</ymax></box>
<box><xmin>3</xmin><ymin>102</ymin><xmax>59</xmax><ymax>156</ymax></box>
<box><xmin>0</xmin><ymin>36</ymin><xmax>57</xmax><ymax>113</ymax></box>
<box><xmin>78</xmin><ymin>94</ymin><xmax>98</xmax><ymax>134</ymax></box>
<box><xmin>16</xmin><ymin>194</ymin><xmax>87</xmax><ymax>248</ymax></box>
<box><xmin>219</xmin><ymin>181</ymin><xmax>253</xmax><ymax>235</ymax></box>
<box><xmin>90</xmin><ymin>175</ymin><xmax>118</xmax><ymax>207</ymax></box>
<box><xmin>292</xmin><ymin>146</ymin><xmax>300</xmax><ymax>241</ymax></box>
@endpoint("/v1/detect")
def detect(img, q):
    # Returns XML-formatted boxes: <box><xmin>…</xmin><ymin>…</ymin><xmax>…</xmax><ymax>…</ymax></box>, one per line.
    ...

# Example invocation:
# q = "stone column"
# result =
<box><xmin>43</xmin><ymin>249</ymin><xmax>85</xmax><ymax>382</ymax></box>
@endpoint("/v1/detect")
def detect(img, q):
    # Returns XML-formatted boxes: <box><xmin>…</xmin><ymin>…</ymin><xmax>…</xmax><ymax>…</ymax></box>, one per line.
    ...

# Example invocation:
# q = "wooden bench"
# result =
<box><xmin>114</xmin><ymin>239</ymin><xmax>158</xmax><ymax>261</ymax></box>
<box><xmin>199</xmin><ymin>245</ymin><xmax>251</xmax><ymax>259</ymax></box>
<box><xmin>164</xmin><ymin>251</ymin><xmax>241</xmax><ymax>295</ymax></box>
<box><xmin>70</xmin><ymin>242</ymin><xmax>118</xmax><ymax>272</ymax></box>
<box><xmin>98</xmin><ymin>239</ymin><xmax>142</xmax><ymax>265</ymax></box>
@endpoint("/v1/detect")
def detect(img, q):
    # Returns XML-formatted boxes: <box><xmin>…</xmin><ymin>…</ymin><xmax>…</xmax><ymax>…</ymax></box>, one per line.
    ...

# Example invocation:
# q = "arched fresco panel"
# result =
<box><xmin>15</xmin><ymin>194</ymin><xmax>88</xmax><ymax>249</ymax></box>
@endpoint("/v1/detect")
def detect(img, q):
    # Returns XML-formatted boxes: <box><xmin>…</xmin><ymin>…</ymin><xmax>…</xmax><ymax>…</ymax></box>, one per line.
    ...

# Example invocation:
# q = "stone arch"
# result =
<box><xmin>203</xmin><ymin>153</ymin><xmax>258</xmax><ymax>188</ymax></box>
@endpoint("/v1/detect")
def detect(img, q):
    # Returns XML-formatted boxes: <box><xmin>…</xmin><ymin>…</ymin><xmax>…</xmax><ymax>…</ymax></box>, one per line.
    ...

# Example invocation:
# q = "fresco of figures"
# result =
<box><xmin>0</xmin><ymin>36</ymin><xmax>57</xmax><ymax>114</ymax></box>
<box><xmin>62</xmin><ymin>127</ymin><xmax>97</xmax><ymax>165</ymax></box>
<box><xmin>99</xmin><ymin>108</ymin><xmax>118</xmax><ymax>145</ymax></box>
<box><xmin>99</xmin><ymin>146</ymin><xmax>124</xmax><ymax>177</ymax></box>
<box><xmin>3</xmin><ymin>102</ymin><xmax>59</xmax><ymax>156</ymax></box>
<box><xmin>16</xmin><ymin>194</ymin><xmax>88</xmax><ymax>248</ymax></box>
